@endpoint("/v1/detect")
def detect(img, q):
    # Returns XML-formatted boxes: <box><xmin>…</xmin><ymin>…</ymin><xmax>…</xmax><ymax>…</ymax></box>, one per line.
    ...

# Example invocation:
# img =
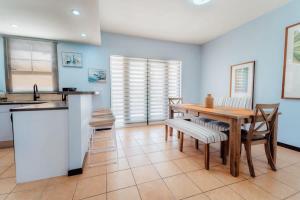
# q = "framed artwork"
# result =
<box><xmin>62</xmin><ymin>52</ymin><xmax>82</xmax><ymax>67</ymax></box>
<box><xmin>230</xmin><ymin>61</ymin><xmax>255</xmax><ymax>101</ymax></box>
<box><xmin>282</xmin><ymin>22</ymin><xmax>300</xmax><ymax>99</ymax></box>
<box><xmin>88</xmin><ymin>68</ymin><xmax>106</xmax><ymax>83</ymax></box>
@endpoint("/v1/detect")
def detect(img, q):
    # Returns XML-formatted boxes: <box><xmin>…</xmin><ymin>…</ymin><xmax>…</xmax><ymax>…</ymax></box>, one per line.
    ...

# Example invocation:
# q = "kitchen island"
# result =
<box><xmin>10</xmin><ymin>92</ymin><xmax>94</xmax><ymax>183</ymax></box>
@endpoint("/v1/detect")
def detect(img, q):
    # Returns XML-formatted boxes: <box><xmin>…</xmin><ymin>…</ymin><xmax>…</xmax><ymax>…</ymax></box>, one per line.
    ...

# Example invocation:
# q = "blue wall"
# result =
<box><xmin>58</xmin><ymin>32</ymin><xmax>202</xmax><ymax>108</ymax></box>
<box><xmin>0</xmin><ymin>33</ymin><xmax>202</xmax><ymax>107</ymax></box>
<box><xmin>199</xmin><ymin>0</ymin><xmax>300</xmax><ymax>147</ymax></box>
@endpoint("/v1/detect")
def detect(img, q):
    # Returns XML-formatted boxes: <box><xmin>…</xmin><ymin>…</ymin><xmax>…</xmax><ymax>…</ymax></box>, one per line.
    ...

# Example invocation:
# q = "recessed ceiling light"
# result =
<box><xmin>72</xmin><ymin>9</ymin><xmax>80</xmax><ymax>16</ymax></box>
<box><xmin>81</xmin><ymin>33</ymin><xmax>87</xmax><ymax>37</ymax></box>
<box><xmin>193</xmin><ymin>0</ymin><xmax>211</xmax><ymax>5</ymax></box>
<box><xmin>11</xmin><ymin>24</ymin><xmax>18</xmax><ymax>28</ymax></box>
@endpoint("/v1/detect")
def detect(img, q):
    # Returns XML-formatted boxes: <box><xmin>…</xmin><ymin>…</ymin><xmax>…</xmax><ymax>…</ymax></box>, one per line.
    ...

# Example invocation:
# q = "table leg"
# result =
<box><xmin>270</xmin><ymin>114</ymin><xmax>278</xmax><ymax>164</ymax></box>
<box><xmin>229</xmin><ymin>119</ymin><xmax>241</xmax><ymax>177</ymax></box>
<box><xmin>169</xmin><ymin>106</ymin><xmax>174</xmax><ymax>136</ymax></box>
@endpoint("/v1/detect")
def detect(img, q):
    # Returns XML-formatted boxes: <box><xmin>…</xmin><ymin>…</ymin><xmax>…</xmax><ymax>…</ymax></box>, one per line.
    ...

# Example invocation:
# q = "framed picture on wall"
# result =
<box><xmin>88</xmin><ymin>68</ymin><xmax>106</xmax><ymax>83</ymax></box>
<box><xmin>282</xmin><ymin>22</ymin><xmax>300</xmax><ymax>99</ymax></box>
<box><xmin>62</xmin><ymin>52</ymin><xmax>82</xmax><ymax>68</ymax></box>
<box><xmin>230</xmin><ymin>61</ymin><xmax>255</xmax><ymax>103</ymax></box>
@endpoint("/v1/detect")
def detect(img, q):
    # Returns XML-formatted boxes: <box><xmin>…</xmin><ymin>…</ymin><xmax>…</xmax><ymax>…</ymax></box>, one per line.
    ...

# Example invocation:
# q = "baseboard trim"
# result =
<box><xmin>0</xmin><ymin>141</ymin><xmax>13</xmax><ymax>149</ymax></box>
<box><xmin>68</xmin><ymin>168</ymin><xmax>82</xmax><ymax>176</ymax></box>
<box><xmin>96</xmin><ymin>128</ymin><xmax>111</xmax><ymax>131</ymax></box>
<box><xmin>68</xmin><ymin>152</ymin><xmax>88</xmax><ymax>176</ymax></box>
<box><xmin>278</xmin><ymin>142</ymin><xmax>300</xmax><ymax>152</ymax></box>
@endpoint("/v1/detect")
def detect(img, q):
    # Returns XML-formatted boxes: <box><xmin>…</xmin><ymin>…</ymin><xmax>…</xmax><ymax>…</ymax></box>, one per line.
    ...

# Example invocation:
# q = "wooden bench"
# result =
<box><xmin>165</xmin><ymin>119</ymin><xmax>228</xmax><ymax>170</ymax></box>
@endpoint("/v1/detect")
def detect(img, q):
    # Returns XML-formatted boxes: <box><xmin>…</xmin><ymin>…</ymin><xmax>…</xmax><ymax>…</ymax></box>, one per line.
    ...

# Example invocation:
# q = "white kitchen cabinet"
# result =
<box><xmin>0</xmin><ymin>104</ymin><xmax>27</xmax><ymax>141</ymax></box>
<box><xmin>0</xmin><ymin>112</ymin><xmax>13</xmax><ymax>141</ymax></box>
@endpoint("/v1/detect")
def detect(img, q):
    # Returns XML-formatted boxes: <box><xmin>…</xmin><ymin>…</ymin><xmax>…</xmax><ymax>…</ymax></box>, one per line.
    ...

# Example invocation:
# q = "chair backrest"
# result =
<box><xmin>215</xmin><ymin>97</ymin><xmax>252</xmax><ymax>109</ymax></box>
<box><xmin>247</xmin><ymin>104</ymin><xmax>280</xmax><ymax>140</ymax></box>
<box><xmin>168</xmin><ymin>97</ymin><xmax>183</xmax><ymax>105</ymax></box>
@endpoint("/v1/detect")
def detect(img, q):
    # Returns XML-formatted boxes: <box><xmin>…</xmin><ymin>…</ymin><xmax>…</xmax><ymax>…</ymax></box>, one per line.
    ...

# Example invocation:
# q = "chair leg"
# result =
<box><xmin>221</xmin><ymin>131</ymin><xmax>230</xmax><ymax>158</ymax></box>
<box><xmin>244</xmin><ymin>143</ymin><xmax>256</xmax><ymax>177</ymax></box>
<box><xmin>179</xmin><ymin>132</ymin><xmax>184</xmax><ymax>152</ymax></box>
<box><xmin>165</xmin><ymin>125</ymin><xmax>168</xmax><ymax>142</ymax></box>
<box><xmin>264</xmin><ymin>141</ymin><xmax>277</xmax><ymax>171</ymax></box>
<box><xmin>240</xmin><ymin>142</ymin><xmax>242</xmax><ymax>155</ymax></box>
<box><xmin>205</xmin><ymin>144</ymin><xmax>210</xmax><ymax>170</ymax></box>
<box><xmin>177</xmin><ymin>130</ymin><xmax>180</xmax><ymax>139</ymax></box>
<box><xmin>170</xmin><ymin>127</ymin><xmax>173</xmax><ymax>136</ymax></box>
<box><xmin>221</xmin><ymin>141</ymin><xmax>227</xmax><ymax>165</ymax></box>
<box><xmin>195</xmin><ymin>139</ymin><xmax>199</xmax><ymax>150</ymax></box>
<box><xmin>220</xmin><ymin>142</ymin><xmax>224</xmax><ymax>158</ymax></box>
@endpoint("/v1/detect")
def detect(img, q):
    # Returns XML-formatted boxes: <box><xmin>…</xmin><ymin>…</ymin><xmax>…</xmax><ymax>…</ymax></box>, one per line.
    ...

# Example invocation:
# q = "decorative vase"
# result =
<box><xmin>204</xmin><ymin>94</ymin><xmax>214</xmax><ymax>108</ymax></box>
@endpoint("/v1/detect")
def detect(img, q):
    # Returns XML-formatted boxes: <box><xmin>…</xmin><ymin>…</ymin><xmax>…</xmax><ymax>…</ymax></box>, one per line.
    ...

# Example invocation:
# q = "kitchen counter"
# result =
<box><xmin>0</xmin><ymin>101</ymin><xmax>47</xmax><ymax>105</ymax></box>
<box><xmin>10</xmin><ymin>102</ymin><xmax>68</xmax><ymax>112</ymax></box>
<box><xmin>6</xmin><ymin>91</ymin><xmax>95</xmax><ymax>95</ymax></box>
<box><xmin>12</xmin><ymin>92</ymin><xmax>94</xmax><ymax>183</ymax></box>
<box><xmin>61</xmin><ymin>91</ymin><xmax>96</xmax><ymax>95</ymax></box>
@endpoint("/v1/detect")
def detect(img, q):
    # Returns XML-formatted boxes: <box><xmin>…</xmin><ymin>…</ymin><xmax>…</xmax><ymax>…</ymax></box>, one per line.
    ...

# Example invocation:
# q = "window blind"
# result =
<box><xmin>110</xmin><ymin>56</ymin><xmax>148</xmax><ymax>127</ymax></box>
<box><xmin>147</xmin><ymin>59</ymin><xmax>181</xmax><ymax>122</ymax></box>
<box><xmin>110</xmin><ymin>55</ymin><xmax>181</xmax><ymax>127</ymax></box>
<box><xmin>6</xmin><ymin>38</ymin><xmax>58</xmax><ymax>92</ymax></box>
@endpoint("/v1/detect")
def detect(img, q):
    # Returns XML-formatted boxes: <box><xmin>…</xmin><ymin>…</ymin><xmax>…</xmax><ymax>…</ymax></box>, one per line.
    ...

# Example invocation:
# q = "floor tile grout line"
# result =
<box><xmin>123</xmin><ymin>155</ymin><xmax>143</xmax><ymax>200</ymax></box>
<box><xmin>252</xmin><ymin>179</ymin><xmax>297</xmax><ymax>199</ymax></box>
<box><xmin>82</xmin><ymin>147</ymin><xmax>298</xmax><ymax>198</ymax></box>
<box><xmin>259</xmin><ymin>167</ymin><xmax>300</xmax><ymax>191</ymax></box>
<box><xmin>160</xmin><ymin>175</ymin><xmax>179</xmax><ymax>199</ymax></box>
<box><xmin>3</xmin><ymin>126</ymin><xmax>300</xmax><ymax>200</ymax></box>
<box><xmin>250</xmin><ymin>171</ymin><xmax>300</xmax><ymax>199</ymax></box>
<box><xmin>283</xmin><ymin>190</ymin><xmax>300</xmax><ymax>200</ymax></box>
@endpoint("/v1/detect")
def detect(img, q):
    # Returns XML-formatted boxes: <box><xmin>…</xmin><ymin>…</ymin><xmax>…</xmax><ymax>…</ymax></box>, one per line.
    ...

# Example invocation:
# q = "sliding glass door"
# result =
<box><xmin>110</xmin><ymin>56</ymin><xmax>181</xmax><ymax>127</ymax></box>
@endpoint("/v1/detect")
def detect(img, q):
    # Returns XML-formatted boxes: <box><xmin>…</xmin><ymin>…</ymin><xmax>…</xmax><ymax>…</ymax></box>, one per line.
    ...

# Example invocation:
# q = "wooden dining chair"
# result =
<box><xmin>168</xmin><ymin>97</ymin><xmax>184</xmax><ymax>137</ymax></box>
<box><xmin>242</xmin><ymin>103</ymin><xmax>279</xmax><ymax>177</ymax></box>
<box><xmin>168</xmin><ymin>97</ymin><xmax>183</xmax><ymax>106</ymax></box>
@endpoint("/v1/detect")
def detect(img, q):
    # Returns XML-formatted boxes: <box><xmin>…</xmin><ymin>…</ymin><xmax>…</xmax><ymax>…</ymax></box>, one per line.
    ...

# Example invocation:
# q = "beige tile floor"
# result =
<box><xmin>1</xmin><ymin>125</ymin><xmax>300</xmax><ymax>199</ymax></box>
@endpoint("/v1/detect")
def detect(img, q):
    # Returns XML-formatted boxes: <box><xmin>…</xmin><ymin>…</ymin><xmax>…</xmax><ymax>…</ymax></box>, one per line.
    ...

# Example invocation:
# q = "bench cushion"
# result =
<box><xmin>189</xmin><ymin>97</ymin><xmax>251</xmax><ymax>132</ymax></box>
<box><xmin>191</xmin><ymin>117</ymin><xmax>230</xmax><ymax>132</ymax></box>
<box><xmin>191</xmin><ymin>117</ymin><xmax>215</xmax><ymax>126</ymax></box>
<box><xmin>166</xmin><ymin>119</ymin><xmax>228</xmax><ymax>144</ymax></box>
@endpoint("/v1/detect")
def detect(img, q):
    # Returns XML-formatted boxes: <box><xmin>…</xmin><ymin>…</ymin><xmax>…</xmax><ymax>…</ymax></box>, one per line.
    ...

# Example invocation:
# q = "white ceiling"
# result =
<box><xmin>99</xmin><ymin>0</ymin><xmax>289</xmax><ymax>44</ymax></box>
<box><xmin>0</xmin><ymin>0</ymin><xmax>101</xmax><ymax>45</ymax></box>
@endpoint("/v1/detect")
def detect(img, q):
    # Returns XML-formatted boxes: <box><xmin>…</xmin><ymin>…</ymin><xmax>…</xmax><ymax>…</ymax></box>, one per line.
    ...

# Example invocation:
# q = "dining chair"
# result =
<box><xmin>242</xmin><ymin>103</ymin><xmax>279</xmax><ymax>177</ymax></box>
<box><xmin>168</xmin><ymin>97</ymin><xmax>185</xmax><ymax>137</ymax></box>
<box><xmin>168</xmin><ymin>97</ymin><xmax>183</xmax><ymax>106</ymax></box>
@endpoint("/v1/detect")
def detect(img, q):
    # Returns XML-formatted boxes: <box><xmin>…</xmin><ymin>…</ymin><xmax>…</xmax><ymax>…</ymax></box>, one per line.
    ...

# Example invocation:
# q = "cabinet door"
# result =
<box><xmin>0</xmin><ymin>112</ymin><xmax>13</xmax><ymax>141</ymax></box>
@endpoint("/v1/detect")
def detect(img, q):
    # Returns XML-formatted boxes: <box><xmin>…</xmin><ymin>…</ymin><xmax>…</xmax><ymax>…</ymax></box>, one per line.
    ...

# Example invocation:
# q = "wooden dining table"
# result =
<box><xmin>169</xmin><ymin>104</ymin><xmax>279</xmax><ymax>177</ymax></box>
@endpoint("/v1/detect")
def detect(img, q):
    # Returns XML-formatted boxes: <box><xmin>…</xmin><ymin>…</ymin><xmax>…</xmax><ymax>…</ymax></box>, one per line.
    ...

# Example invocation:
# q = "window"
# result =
<box><xmin>5</xmin><ymin>37</ymin><xmax>58</xmax><ymax>92</ymax></box>
<box><xmin>110</xmin><ymin>55</ymin><xmax>181</xmax><ymax>127</ymax></box>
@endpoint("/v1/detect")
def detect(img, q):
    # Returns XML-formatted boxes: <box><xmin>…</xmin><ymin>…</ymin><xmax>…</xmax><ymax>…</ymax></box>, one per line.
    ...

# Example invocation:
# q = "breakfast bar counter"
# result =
<box><xmin>11</xmin><ymin>92</ymin><xmax>94</xmax><ymax>183</ymax></box>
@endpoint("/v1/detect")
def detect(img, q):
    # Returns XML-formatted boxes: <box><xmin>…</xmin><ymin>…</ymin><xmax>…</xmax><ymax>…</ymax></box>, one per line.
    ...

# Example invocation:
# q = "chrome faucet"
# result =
<box><xmin>33</xmin><ymin>84</ymin><xmax>40</xmax><ymax>101</ymax></box>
